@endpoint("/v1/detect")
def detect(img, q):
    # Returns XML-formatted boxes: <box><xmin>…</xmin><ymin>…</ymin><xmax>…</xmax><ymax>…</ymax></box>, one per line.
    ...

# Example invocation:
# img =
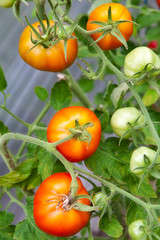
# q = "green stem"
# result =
<box><xmin>17</xmin><ymin>102</ymin><xmax>50</xmax><ymax>158</ymax></box>
<box><xmin>64</xmin><ymin>69</ymin><xmax>92</xmax><ymax>109</ymax></box>
<box><xmin>0</xmin><ymin>142</ymin><xmax>16</xmax><ymax>170</ymax></box>
<box><xmin>52</xmin><ymin>149</ymin><xmax>79</xmax><ymax>200</ymax></box>
<box><xmin>33</xmin><ymin>0</ymin><xmax>46</xmax><ymax>20</ymax></box>
<box><xmin>73</xmin><ymin>165</ymin><xmax>160</xmax><ymax>211</ymax></box>
<box><xmin>0</xmin><ymin>105</ymin><xmax>30</xmax><ymax>128</ymax></box>
<box><xmin>5</xmin><ymin>188</ymin><xmax>27</xmax><ymax>215</ymax></box>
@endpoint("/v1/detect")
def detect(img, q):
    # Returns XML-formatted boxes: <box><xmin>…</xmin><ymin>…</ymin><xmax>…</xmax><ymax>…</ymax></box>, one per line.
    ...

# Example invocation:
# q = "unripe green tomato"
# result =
<box><xmin>128</xmin><ymin>219</ymin><xmax>146</xmax><ymax>240</ymax></box>
<box><xmin>130</xmin><ymin>146</ymin><xmax>160</xmax><ymax>176</ymax></box>
<box><xmin>124</xmin><ymin>46</ymin><xmax>160</xmax><ymax>78</ymax></box>
<box><xmin>110</xmin><ymin>107</ymin><xmax>144</xmax><ymax>138</ymax></box>
<box><xmin>142</xmin><ymin>88</ymin><xmax>159</xmax><ymax>107</ymax></box>
<box><xmin>92</xmin><ymin>192</ymin><xmax>107</xmax><ymax>211</ymax></box>
<box><xmin>0</xmin><ymin>0</ymin><xmax>15</xmax><ymax>8</ymax></box>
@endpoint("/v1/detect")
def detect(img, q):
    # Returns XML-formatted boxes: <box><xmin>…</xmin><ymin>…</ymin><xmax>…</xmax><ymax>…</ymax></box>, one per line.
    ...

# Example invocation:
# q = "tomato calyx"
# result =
<box><xmin>69</xmin><ymin>119</ymin><xmax>94</xmax><ymax>145</ymax></box>
<box><xmin>46</xmin><ymin>192</ymin><xmax>97</xmax><ymax>212</ymax></box>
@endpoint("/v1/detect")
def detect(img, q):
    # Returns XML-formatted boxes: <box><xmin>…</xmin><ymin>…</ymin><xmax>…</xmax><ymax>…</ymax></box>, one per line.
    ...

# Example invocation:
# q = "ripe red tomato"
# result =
<box><xmin>147</xmin><ymin>40</ymin><xmax>158</xmax><ymax>49</ymax></box>
<box><xmin>47</xmin><ymin>106</ymin><xmax>101</xmax><ymax>162</ymax></box>
<box><xmin>86</xmin><ymin>3</ymin><xmax>133</xmax><ymax>50</ymax></box>
<box><xmin>33</xmin><ymin>172</ymin><xmax>90</xmax><ymax>237</ymax></box>
<box><xmin>157</xmin><ymin>0</ymin><xmax>160</xmax><ymax>7</ymax></box>
<box><xmin>19</xmin><ymin>21</ymin><xmax>78</xmax><ymax>72</ymax></box>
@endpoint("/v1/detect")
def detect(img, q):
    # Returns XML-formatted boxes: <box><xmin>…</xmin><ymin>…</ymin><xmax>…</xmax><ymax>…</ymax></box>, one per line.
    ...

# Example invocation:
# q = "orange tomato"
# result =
<box><xmin>19</xmin><ymin>21</ymin><xmax>78</xmax><ymax>72</ymax></box>
<box><xmin>33</xmin><ymin>172</ymin><xmax>90</xmax><ymax>237</ymax></box>
<box><xmin>86</xmin><ymin>3</ymin><xmax>133</xmax><ymax>50</ymax></box>
<box><xmin>47</xmin><ymin>106</ymin><xmax>101</xmax><ymax>162</ymax></box>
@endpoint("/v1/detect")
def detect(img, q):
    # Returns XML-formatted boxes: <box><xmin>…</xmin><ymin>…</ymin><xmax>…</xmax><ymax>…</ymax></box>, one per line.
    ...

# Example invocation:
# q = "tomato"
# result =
<box><xmin>128</xmin><ymin>219</ymin><xmax>146</xmax><ymax>240</ymax></box>
<box><xmin>86</xmin><ymin>3</ymin><xmax>133</xmax><ymax>50</ymax></box>
<box><xmin>19</xmin><ymin>21</ymin><xmax>78</xmax><ymax>72</ymax></box>
<box><xmin>33</xmin><ymin>172</ymin><xmax>90</xmax><ymax>237</ymax></box>
<box><xmin>0</xmin><ymin>0</ymin><xmax>15</xmax><ymax>8</ymax></box>
<box><xmin>147</xmin><ymin>40</ymin><xmax>158</xmax><ymax>50</ymax></box>
<box><xmin>110</xmin><ymin>107</ymin><xmax>144</xmax><ymax>139</ymax></box>
<box><xmin>47</xmin><ymin>106</ymin><xmax>101</xmax><ymax>162</ymax></box>
<box><xmin>124</xmin><ymin>46</ymin><xmax>160</xmax><ymax>78</ymax></box>
<box><xmin>142</xmin><ymin>88</ymin><xmax>159</xmax><ymax>107</ymax></box>
<box><xmin>157</xmin><ymin>0</ymin><xmax>160</xmax><ymax>7</ymax></box>
<box><xmin>130</xmin><ymin>146</ymin><xmax>160</xmax><ymax>176</ymax></box>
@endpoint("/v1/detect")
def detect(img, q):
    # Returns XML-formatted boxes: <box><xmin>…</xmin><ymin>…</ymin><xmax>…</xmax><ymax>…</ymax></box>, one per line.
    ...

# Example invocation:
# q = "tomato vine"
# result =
<box><xmin>0</xmin><ymin>0</ymin><xmax>160</xmax><ymax>239</ymax></box>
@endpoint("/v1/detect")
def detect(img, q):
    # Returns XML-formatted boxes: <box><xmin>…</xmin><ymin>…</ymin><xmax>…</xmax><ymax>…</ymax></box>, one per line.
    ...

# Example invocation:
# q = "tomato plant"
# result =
<box><xmin>1</xmin><ymin>1</ymin><xmax>160</xmax><ymax>239</ymax></box>
<box><xmin>19</xmin><ymin>20</ymin><xmax>78</xmax><ymax>72</ymax></box>
<box><xmin>128</xmin><ymin>219</ymin><xmax>146</xmax><ymax>240</ymax></box>
<box><xmin>47</xmin><ymin>106</ymin><xmax>101</xmax><ymax>162</ymax></box>
<box><xmin>130</xmin><ymin>146</ymin><xmax>160</xmax><ymax>176</ymax></box>
<box><xmin>86</xmin><ymin>3</ymin><xmax>133</xmax><ymax>50</ymax></box>
<box><xmin>33</xmin><ymin>172</ymin><xmax>90</xmax><ymax>237</ymax></box>
<box><xmin>0</xmin><ymin>0</ymin><xmax>15</xmax><ymax>8</ymax></box>
<box><xmin>110</xmin><ymin>107</ymin><xmax>144</xmax><ymax>138</ymax></box>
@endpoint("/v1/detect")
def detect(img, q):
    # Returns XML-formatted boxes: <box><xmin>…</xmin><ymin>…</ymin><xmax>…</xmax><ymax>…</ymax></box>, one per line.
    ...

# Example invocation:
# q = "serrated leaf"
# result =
<box><xmin>36</xmin><ymin>147</ymin><xmax>57</xmax><ymax>181</ymax></box>
<box><xmin>34</xmin><ymin>86</ymin><xmax>48</xmax><ymax>101</ymax></box>
<box><xmin>85</xmin><ymin>138</ymin><xmax>131</xmax><ymax>183</ymax></box>
<box><xmin>99</xmin><ymin>213</ymin><xmax>123</xmax><ymax>238</ymax></box>
<box><xmin>99</xmin><ymin>110</ymin><xmax>109</xmax><ymax>131</ymax></box>
<box><xmin>14</xmin><ymin>197</ymin><xmax>57</xmax><ymax>240</ymax></box>
<box><xmin>50</xmin><ymin>80</ymin><xmax>72</xmax><ymax>111</ymax></box>
<box><xmin>127</xmin><ymin>175</ymin><xmax>157</xmax><ymax>198</ymax></box>
<box><xmin>0</xmin><ymin>66</ymin><xmax>7</xmax><ymax>92</ymax></box>
<box><xmin>0</xmin><ymin>225</ymin><xmax>15</xmax><ymax>240</ymax></box>
<box><xmin>0</xmin><ymin>159</ymin><xmax>37</xmax><ymax>188</ymax></box>
<box><xmin>126</xmin><ymin>202</ymin><xmax>148</xmax><ymax>225</ymax></box>
<box><xmin>0</xmin><ymin>211</ymin><xmax>14</xmax><ymax>230</ymax></box>
<box><xmin>14</xmin><ymin>219</ymin><xmax>56</xmax><ymax>240</ymax></box>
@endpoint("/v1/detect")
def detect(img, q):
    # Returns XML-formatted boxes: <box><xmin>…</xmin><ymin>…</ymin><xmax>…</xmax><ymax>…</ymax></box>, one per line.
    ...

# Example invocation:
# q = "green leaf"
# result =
<box><xmin>136</xmin><ymin>12</ymin><xmax>160</xmax><ymax>28</ymax></box>
<box><xmin>0</xmin><ymin>158</ymin><xmax>37</xmax><ymax>188</ymax></box>
<box><xmin>85</xmin><ymin>138</ymin><xmax>131</xmax><ymax>183</ymax></box>
<box><xmin>126</xmin><ymin>202</ymin><xmax>148</xmax><ymax>225</ymax></box>
<box><xmin>34</xmin><ymin>86</ymin><xmax>48</xmax><ymax>101</ymax></box>
<box><xmin>36</xmin><ymin>147</ymin><xmax>57</xmax><ymax>181</ymax></box>
<box><xmin>0</xmin><ymin>225</ymin><xmax>15</xmax><ymax>240</ymax></box>
<box><xmin>99</xmin><ymin>213</ymin><xmax>123</xmax><ymax>238</ymax></box>
<box><xmin>78</xmin><ymin>78</ymin><xmax>94</xmax><ymax>93</ymax></box>
<box><xmin>21</xmin><ymin>170</ymin><xmax>41</xmax><ymax>190</ymax></box>
<box><xmin>14</xmin><ymin>197</ymin><xmax>57</xmax><ymax>240</ymax></box>
<box><xmin>0</xmin><ymin>211</ymin><xmax>14</xmax><ymax>230</ymax></box>
<box><xmin>127</xmin><ymin>176</ymin><xmax>157</xmax><ymax>198</ymax></box>
<box><xmin>147</xmin><ymin>26</ymin><xmax>160</xmax><ymax>41</ymax></box>
<box><xmin>0</xmin><ymin>121</ymin><xmax>9</xmax><ymax>135</ymax></box>
<box><xmin>98</xmin><ymin>110</ymin><xmax>109</xmax><ymax>131</ymax></box>
<box><xmin>0</xmin><ymin>66</ymin><xmax>7</xmax><ymax>92</ymax></box>
<box><xmin>50</xmin><ymin>80</ymin><xmax>72</xmax><ymax>111</ymax></box>
<box><xmin>14</xmin><ymin>219</ymin><xmax>57</xmax><ymax>240</ymax></box>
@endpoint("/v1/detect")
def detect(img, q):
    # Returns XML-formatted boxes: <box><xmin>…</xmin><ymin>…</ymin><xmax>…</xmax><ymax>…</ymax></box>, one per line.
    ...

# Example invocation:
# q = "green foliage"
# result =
<box><xmin>50</xmin><ymin>80</ymin><xmax>72</xmax><ymax>111</ymax></box>
<box><xmin>99</xmin><ymin>213</ymin><xmax>123</xmax><ymax>238</ymax></box>
<box><xmin>0</xmin><ymin>0</ymin><xmax>160</xmax><ymax>239</ymax></box>
<box><xmin>0</xmin><ymin>66</ymin><xmax>7</xmax><ymax>92</ymax></box>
